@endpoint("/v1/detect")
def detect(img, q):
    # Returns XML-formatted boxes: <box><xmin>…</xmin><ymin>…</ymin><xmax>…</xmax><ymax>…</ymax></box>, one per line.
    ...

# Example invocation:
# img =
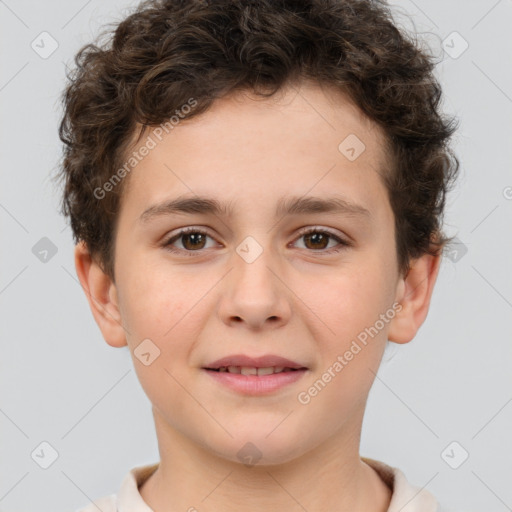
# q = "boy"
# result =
<box><xmin>57</xmin><ymin>0</ymin><xmax>459</xmax><ymax>510</ymax></box>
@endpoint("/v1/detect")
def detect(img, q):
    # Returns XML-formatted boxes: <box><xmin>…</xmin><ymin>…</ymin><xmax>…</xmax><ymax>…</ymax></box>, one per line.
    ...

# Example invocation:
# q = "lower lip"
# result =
<box><xmin>202</xmin><ymin>368</ymin><xmax>308</xmax><ymax>395</ymax></box>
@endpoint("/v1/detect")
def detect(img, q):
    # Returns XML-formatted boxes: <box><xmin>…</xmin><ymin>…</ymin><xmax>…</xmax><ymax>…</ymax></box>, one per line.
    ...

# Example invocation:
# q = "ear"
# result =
<box><xmin>387</xmin><ymin>251</ymin><xmax>442</xmax><ymax>344</ymax></box>
<box><xmin>74</xmin><ymin>241</ymin><xmax>127</xmax><ymax>348</ymax></box>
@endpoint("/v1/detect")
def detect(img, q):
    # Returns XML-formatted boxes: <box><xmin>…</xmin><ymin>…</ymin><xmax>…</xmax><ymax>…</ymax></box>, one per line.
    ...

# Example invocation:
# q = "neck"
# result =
<box><xmin>139</xmin><ymin>409</ymin><xmax>392</xmax><ymax>512</ymax></box>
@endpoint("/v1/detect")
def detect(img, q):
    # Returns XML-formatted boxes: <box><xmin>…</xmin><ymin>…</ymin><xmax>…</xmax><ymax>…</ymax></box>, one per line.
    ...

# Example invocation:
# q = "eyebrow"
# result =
<box><xmin>138</xmin><ymin>194</ymin><xmax>372</xmax><ymax>224</ymax></box>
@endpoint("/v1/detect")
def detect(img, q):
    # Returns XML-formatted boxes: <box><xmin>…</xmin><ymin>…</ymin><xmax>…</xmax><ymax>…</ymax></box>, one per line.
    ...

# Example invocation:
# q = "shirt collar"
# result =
<box><xmin>116</xmin><ymin>462</ymin><xmax>158</xmax><ymax>512</ymax></box>
<box><xmin>116</xmin><ymin>458</ymin><xmax>440</xmax><ymax>512</ymax></box>
<box><xmin>362</xmin><ymin>457</ymin><xmax>440</xmax><ymax>512</ymax></box>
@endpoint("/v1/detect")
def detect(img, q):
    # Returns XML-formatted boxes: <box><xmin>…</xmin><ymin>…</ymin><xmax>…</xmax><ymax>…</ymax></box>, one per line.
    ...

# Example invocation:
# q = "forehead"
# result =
<box><xmin>119</xmin><ymin>81</ymin><xmax>391</xmax><ymax>223</ymax></box>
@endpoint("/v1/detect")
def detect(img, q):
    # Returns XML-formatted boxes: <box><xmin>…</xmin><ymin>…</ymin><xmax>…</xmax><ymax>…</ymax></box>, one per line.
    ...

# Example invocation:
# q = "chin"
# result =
<box><xmin>204</xmin><ymin>429</ymin><xmax>311</xmax><ymax>467</ymax></box>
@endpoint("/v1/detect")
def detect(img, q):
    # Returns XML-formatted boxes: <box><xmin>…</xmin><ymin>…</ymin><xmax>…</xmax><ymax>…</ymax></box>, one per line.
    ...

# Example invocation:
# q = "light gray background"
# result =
<box><xmin>1</xmin><ymin>1</ymin><xmax>511</xmax><ymax>511</ymax></box>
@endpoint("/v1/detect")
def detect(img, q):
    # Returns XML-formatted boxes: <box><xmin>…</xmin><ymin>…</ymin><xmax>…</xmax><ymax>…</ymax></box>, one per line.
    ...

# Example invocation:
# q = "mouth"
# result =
<box><xmin>205</xmin><ymin>366</ymin><xmax>304</xmax><ymax>376</ymax></box>
<box><xmin>203</xmin><ymin>353</ymin><xmax>308</xmax><ymax>372</ymax></box>
<box><xmin>201</xmin><ymin>354</ymin><xmax>309</xmax><ymax>395</ymax></box>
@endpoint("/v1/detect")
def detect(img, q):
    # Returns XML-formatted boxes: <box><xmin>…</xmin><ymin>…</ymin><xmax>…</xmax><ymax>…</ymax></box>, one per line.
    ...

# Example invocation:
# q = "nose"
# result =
<box><xmin>217</xmin><ymin>244</ymin><xmax>292</xmax><ymax>331</ymax></box>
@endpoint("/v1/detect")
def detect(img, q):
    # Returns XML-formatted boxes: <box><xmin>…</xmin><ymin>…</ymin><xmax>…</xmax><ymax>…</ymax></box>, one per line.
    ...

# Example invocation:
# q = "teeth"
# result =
<box><xmin>215</xmin><ymin>366</ymin><xmax>297</xmax><ymax>375</ymax></box>
<box><xmin>256</xmin><ymin>367</ymin><xmax>275</xmax><ymax>376</ymax></box>
<box><xmin>240</xmin><ymin>367</ymin><xmax>257</xmax><ymax>376</ymax></box>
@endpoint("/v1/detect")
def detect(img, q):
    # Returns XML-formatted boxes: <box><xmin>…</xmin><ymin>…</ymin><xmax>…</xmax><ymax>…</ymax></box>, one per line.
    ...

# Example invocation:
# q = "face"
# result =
<box><xmin>89</xmin><ymin>82</ymin><xmax>413</xmax><ymax>465</ymax></box>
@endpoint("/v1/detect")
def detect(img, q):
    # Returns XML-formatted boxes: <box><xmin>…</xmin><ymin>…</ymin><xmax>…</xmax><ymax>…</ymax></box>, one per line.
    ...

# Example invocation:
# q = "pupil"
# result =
<box><xmin>184</xmin><ymin>233</ymin><xmax>205</xmax><ymax>250</ymax></box>
<box><xmin>306</xmin><ymin>232</ymin><xmax>327</xmax><ymax>249</ymax></box>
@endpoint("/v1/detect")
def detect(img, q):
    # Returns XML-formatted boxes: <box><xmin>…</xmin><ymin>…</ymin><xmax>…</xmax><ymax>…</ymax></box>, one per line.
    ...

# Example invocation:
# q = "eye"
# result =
<box><xmin>291</xmin><ymin>227</ymin><xmax>352</xmax><ymax>254</ymax></box>
<box><xmin>162</xmin><ymin>226</ymin><xmax>352</xmax><ymax>256</ymax></box>
<box><xmin>162</xmin><ymin>227</ymin><xmax>216</xmax><ymax>255</ymax></box>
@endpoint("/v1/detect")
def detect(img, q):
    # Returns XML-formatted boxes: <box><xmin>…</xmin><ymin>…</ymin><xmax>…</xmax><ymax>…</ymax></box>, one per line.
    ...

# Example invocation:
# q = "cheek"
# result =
<box><xmin>306</xmin><ymin>263</ymin><xmax>391</xmax><ymax>341</ymax></box>
<box><xmin>115</xmin><ymin>256</ymin><xmax>188</xmax><ymax>346</ymax></box>
<box><xmin>117</xmin><ymin>263</ymin><xmax>199</xmax><ymax>406</ymax></box>
<box><xmin>293</xmin><ymin>267</ymin><xmax>391</xmax><ymax>417</ymax></box>
<box><xmin>294</xmin><ymin>258</ymin><xmax>394</xmax><ymax>407</ymax></box>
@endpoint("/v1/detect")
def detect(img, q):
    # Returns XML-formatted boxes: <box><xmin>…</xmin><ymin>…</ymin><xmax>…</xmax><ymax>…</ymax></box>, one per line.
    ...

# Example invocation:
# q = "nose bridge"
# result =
<box><xmin>232</xmin><ymin>234</ymin><xmax>279</xmax><ymax>301</ymax></box>
<box><xmin>217</xmin><ymin>233</ymin><xmax>291</xmax><ymax>328</ymax></box>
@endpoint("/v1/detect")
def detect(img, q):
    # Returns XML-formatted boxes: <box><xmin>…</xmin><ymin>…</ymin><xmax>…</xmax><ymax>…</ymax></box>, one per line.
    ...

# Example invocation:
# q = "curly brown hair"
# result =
<box><xmin>56</xmin><ymin>0</ymin><xmax>459</xmax><ymax>282</ymax></box>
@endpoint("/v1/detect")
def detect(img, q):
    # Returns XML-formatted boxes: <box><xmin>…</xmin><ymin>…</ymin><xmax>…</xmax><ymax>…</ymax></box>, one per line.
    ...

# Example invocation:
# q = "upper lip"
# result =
<box><xmin>203</xmin><ymin>354</ymin><xmax>307</xmax><ymax>370</ymax></box>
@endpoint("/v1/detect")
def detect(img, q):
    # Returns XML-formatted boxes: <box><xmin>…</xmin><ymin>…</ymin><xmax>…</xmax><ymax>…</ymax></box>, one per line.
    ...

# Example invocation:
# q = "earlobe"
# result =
<box><xmin>387</xmin><ymin>251</ymin><xmax>442</xmax><ymax>344</ymax></box>
<box><xmin>74</xmin><ymin>241</ymin><xmax>127</xmax><ymax>348</ymax></box>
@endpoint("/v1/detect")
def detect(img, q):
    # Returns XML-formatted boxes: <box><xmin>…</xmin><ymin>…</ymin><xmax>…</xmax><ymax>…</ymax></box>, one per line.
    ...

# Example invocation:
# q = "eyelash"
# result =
<box><xmin>162</xmin><ymin>226</ymin><xmax>352</xmax><ymax>256</ymax></box>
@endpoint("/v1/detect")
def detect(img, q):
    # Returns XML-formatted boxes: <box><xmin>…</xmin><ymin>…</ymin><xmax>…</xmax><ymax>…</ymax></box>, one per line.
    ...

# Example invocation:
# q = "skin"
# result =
<box><xmin>75</xmin><ymin>80</ymin><xmax>441</xmax><ymax>512</ymax></box>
